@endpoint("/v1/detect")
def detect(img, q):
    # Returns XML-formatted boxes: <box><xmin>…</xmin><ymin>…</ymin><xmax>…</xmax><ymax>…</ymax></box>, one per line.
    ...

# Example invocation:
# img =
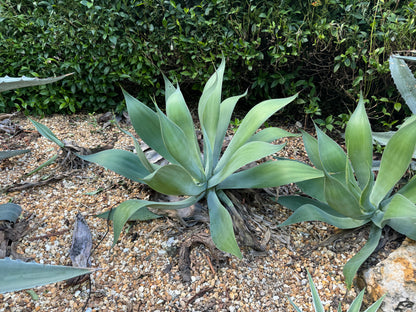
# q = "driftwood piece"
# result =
<box><xmin>66</xmin><ymin>213</ymin><xmax>93</xmax><ymax>286</ymax></box>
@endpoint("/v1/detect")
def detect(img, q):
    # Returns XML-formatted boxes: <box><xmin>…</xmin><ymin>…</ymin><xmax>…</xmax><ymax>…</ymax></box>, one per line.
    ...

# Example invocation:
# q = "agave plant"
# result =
<box><xmin>288</xmin><ymin>270</ymin><xmax>385</xmax><ymax>312</ymax></box>
<box><xmin>278</xmin><ymin>94</ymin><xmax>416</xmax><ymax>288</ymax></box>
<box><xmin>79</xmin><ymin>58</ymin><xmax>323</xmax><ymax>257</ymax></box>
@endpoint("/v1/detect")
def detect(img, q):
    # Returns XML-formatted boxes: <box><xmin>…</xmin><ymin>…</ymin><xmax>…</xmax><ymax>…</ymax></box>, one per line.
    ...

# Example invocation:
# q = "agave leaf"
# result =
<box><xmin>390</xmin><ymin>55</ymin><xmax>416</xmax><ymax>114</ymax></box>
<box><xmin>123</xmin><ymin>89</ymin><xmax>176</xmax><ymax>164</ymax></box>
<box><xmin>0</xmin><ymin>258</ymin><xmax>96</xmax><ymax>293</ymax></box>
<box><xmin>78</xmin><ymin>149</ymin><xmax>150</xmax><ymax>182</ymax></box>
<box><xmin>296</xmin><ymin>177</ymin><xmax>326</xmax><ymax>202</ymax></box>
<box><xmin>0</xmin><ymin>203</ymin><xmax>22</xmax><ymax>223</ymax></box>
<box><xmin>301</xmin><ymin>130</ymin><xmax>323</xmax><ymax>170</ymax></box>
<box><xmin>207</xmin><ymin>190</ymin><xmax>242</xmax><ymax>258</ymax></box>
<box><xmin>316</xmin><ymin>126</ymin><xmax>349</xmax><ymax>180</ymax></box>
<box><xmin>156</xmin><ymin>106</ymin><xmax>204</xmax><ymax>181</ymax></box>
<box><xmin>0</xmin><ymin>73</ymin><xmax>72</xmax><ymax>92</ymax></box>
<box><xmin>28</xmin><ymin>118</ymin><xmax>64</xmax><ymax>148</ymax></box>
<box><xmin>249</xmin><ymin>127</ymin><xmax>299</xmax><ymax>143</ymax></box>
<box><xmin>393</xmin><ymin>55</ymin><xmax>416</xmax><ymax>62</ymax></box>
<box><xmin>110</xmin><ymin>197</ymin><xmax>202</xmax><ymax>245</ymax></box>
<box><xmin>287</xmin><ymin>297</ymin><xmax>303</xmax><ymax>312</ymax></box>
<box><xmin>163</xmin><ymin>74</ymin><xmax>177</xmax><ymax>103</ymax></box>
<box><xmin>198</xmin><ymin>58</ymin><xmax>225</xmax><ymax>149</ymax></box>
<box><xmin>165</xmin><ymin>86</ymin><xmax>202</xmax><ymax>165</ymax></box>
<box><xmin>363</xmin><ymin>295</ymin><xmax>386</xmax><ymax>312</ymax></box>
<box><xmin>26</xmin><ymin>153</ymin><xmax>59</xmax><ymax>176</ymax></box>
<box><xmin>307</xmin><ymin>270</ymin><xmax>325</xmax><ymax>312</ymax></box>
<box><xmin>343</xmin><ymin>224</ymin><xmax>382</xmax><ymax>288</ymax></box>
<box><xmin>218</xmin><ymin>159</ymin><xmax>323</xmax><ymax>189</ymax></box>
<box><xmin>0</xmin><ymin>149</ymin><xmax>31</xmax><ymax>161</ymax></box>
<box><xmin>142</xmin><ymin>164</ymin><xmax>205</xmax><ymax>196</ymax></box>
<box><xmin>323</xmin><ymin>172</ymin><xmax>364</xmax><ymax>219</ymax></box>
<box><xmin>213</xmin><ymin>92</ymin><xmax>247</xmax><ymax>165</ymax></box>
<box><xmin>117</xmin><ymin>126</ymin><xmax>157</xmax><ymax>173</ymax></box>
<box><xmin>209</xmin><ymin>142</ymin><xmax>286</xmax><ymax>187</ymax></box>
<box><xmin>348</xmin><ymin>289</ymin><xmax>365</xmax><ymax>312</ymax></box>
<box><xmin>345</xmin><ymin>95</ymin><xmax>373</xmax><ymax>189</ymax></box>
<box><xmin>383</xmin><ymin>194</ymin><xmax>416</xmax><ymax>239</ymax></box>
<box><xmin>370</xmin><ymin>119</ymin><xmax>416</xmax><ymax>207</ymax></box>
<box><xmin>215</xmin><ymin>94</ymin><xmax>298</xmax><ymax>173</ymax></box>
<box><xmin>277</xmin><ymin>198</ymin><xmax>369</xmax><ymax>229</ymax></box>
<box><xmin>398</xmin><ymin>175</ymin><xmax>416</xmax><ymax>203</ymax></box>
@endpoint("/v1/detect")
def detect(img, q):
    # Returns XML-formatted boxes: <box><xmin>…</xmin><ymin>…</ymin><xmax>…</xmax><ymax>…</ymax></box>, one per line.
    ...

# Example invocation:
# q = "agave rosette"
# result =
<box><xmin>80</xmin><ymin>58</ymin><xmax>323</xmax><ymax>257</ymax></box>
<box><xmin>278</xmin><ymin>95</ymin><xmax>416</xmax><ymax>287</ymax></box>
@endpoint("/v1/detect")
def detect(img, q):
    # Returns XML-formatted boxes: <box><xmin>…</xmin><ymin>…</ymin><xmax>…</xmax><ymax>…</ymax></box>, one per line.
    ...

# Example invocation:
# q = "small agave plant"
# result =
<box><xmin>80</xmin><ymin>58</ymin><xmax>323</xmax><ymax>257</ymax></box>
<box><xmin>278</xmin><ymin>94</ymin><xmax>416</xmax><ymax>287</ymax></box>
<box><xmin>289</xmin><ymin>270</ymin><xmax>385</xmax><ymax>312</ymax></box>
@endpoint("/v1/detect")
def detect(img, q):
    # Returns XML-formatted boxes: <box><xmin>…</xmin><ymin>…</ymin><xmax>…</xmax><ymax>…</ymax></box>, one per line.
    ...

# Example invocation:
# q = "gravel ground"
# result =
<box><xmin>0</xmin><ymin>113</ymin><xmax>368</xmax><ymax>311</ymax></box>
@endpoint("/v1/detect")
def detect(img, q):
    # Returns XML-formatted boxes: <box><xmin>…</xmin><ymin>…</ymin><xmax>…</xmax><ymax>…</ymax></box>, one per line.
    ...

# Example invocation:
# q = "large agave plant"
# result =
<box><xmin>80</xmin><ymin>58</ymin><xmax>323</xmax><ymax>257</ymax></box>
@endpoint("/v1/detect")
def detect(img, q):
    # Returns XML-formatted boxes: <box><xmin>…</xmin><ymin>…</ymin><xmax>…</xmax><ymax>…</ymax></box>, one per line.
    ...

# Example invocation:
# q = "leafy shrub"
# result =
<box><xmin>78</xmin><ymin>58</ymin><xmax>323</xmax><ymax>257</ymax></box>
<box><xmin>1</xmin><ymin>0</ymin><xmax>415</xmax><ymax>128</ymax></box>
<box><xmin>278</xmin><ymin>94</ymin><xmax>416</xmax><ymax>288</ymax></box>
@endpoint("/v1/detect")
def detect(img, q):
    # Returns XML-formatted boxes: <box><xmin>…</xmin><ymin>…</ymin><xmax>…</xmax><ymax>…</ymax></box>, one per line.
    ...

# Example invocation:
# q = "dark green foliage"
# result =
<box><xmin>0</xmin><ymin>0</ymin><xmax>415</xmax><ymax>127</ymax></box>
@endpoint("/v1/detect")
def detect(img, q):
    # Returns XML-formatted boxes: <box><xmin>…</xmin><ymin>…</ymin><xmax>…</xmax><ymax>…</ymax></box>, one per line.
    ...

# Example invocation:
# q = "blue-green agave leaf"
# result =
<box><xmin>207</xmin><ymin>190</ymin><xmax>242</xmax><ymax>258</ymax></box>
<box><xmin>209</xmin><ymin>142</ymin><xmax>286</xmax><ymax>187</ymax></box>
<box><xmin>213</xmin><ymin>92</ymin><xmax>247</xmax><ymax>165</ymax></box>
<box><xmin>123</xmin><ymin>89</ymin><xmax>175</xmax><ymax>163</ymax></box>
<box><xmin>198</xmin><ymin>58</ymin><xmax>225</xmax><ymax>149</ymax></box>
<box><xmin>301</xmin><ymin>130</ymin><xmax>323</xmax><ymax>170</ymax></box>
<box><xmin>28</xmin><ymin>118</ymin><xmax>64</xmax><ymax>148</ymax></box>
<box><xmin>370</xmin><ymin>119</ymin><xmax>416</xmax><ymax>207</ymax></box>
<box><xmin>362</xmin><ymin>294</ymin><xmax>386</xmax><ymax>312</ymax></box>
<box><xmin>398</xmin><ymin>175</ymin><xmax>416</xmax><ymax>203</ymax></box>
<box><xmin>307</xmin><ymin>270</ymin><xmax>325</xmax><ymax>312</ymax></box>
<box><xmin>390</xmin><ymin>55</ymin><xmax>416</xmax><ymax>114</ymax></box>
<box><xmin>296</xmin><ymin>177</ymin><xmax>326</xmax><ymax>203</ymax></box>
<box><xmin>0</xmin><ymin>203</ymin><xmax>22</xmax><ymax>223</ymax></box>
<box><xmin>0</xmin><ymin>73</ymin><xmax>72</xmax><ymax>92</ymax></box>
<box><xmin>218</xmin><ymin>160</ymin><xmax>323</xmax><ymax>189</ymax></box>
<box><xmin>345</xmin><ymin>95</ymin><xmax>373</xmax><ymax>189</ymax></box>
<box><xmin>156</xmin><ymin>106</ymin><xmax>204</xmax><ymax>181</ymax></box>
<box><xmin>0</xmin><ymin>258</ymin><xmax>96</xmax><ymax>294</ymax></box>
<box><xmin>78</xmin><ymin>149</ymin><xmax>150</xmax><ymax>182</ymax></box>
<box><xmin>163</xmin><ymin>74</ymin><xmax>177</xmax><ymax>103</ymax></box>
<box><xmin>343</xmin><ymin>224</ymin><xmax>382</xmax><ymax>288</ymax></box>
<box><xmin>0</xmin><ymin>149</ymin><xmax>31</xmax><ymax>161</ymax></box>
<box><xmin>142</xmin><ymin>164</ymin><xmax>205</xmax><ymax>196</ymax></box>
<box><xmin>215</xmin><ymin>94</ymin><xmax>298</xmax><ymax>173</ymax></box>
<box><xmin>383</xmin><ymin>194</ymin><xmax>416</xmax><ymax>240</ymax></box>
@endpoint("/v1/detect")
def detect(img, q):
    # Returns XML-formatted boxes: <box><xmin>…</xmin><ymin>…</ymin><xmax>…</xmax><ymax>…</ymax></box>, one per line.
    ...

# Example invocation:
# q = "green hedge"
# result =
<box><xmin>0</xmin><ymin>0</ymin><xmax>415</xmax><ymax>127</ymax></box>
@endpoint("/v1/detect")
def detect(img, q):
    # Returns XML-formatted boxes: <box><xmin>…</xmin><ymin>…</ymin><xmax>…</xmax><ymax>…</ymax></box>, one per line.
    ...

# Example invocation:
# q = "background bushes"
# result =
<box><xmin>0</xmin><ymin>0</ymin><xmax>415</xmax><ymax>129</ymax></box>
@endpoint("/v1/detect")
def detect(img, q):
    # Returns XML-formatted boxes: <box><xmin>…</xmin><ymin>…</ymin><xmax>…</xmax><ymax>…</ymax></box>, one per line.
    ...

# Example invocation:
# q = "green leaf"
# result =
<box><xmin>301</xmin><ymin>130</ymin><xmax>323</xmax><ymax>170</ymax></box>
<box><xmin>370</xmin><ymin>119</ymin><xmax>416</xmax><ymax>207</ymax></box>
<box><xmin>109</xmin><ymin>197</ymin><xmax>201</xmax><ymax>245</ymax></box>
<box><xmin>323</xmin><ymin>172</ymin><xmax>364</xmax><ymax>218</ymax></box>
<box><xmin>215</xmin><ymin>94</ymin><xmax>298</xmax><ymax>173</ymax></box>
<box><xmin>209</xmin><ymin>142</ymin><xmax>286</xmax><ymax>187</ymax></box>
<box><xmin>163</xmin><ymin>74</ymin><xmax>176</xmax><ymax>103</ymax></box>
<box><xmin>0</xmin><ymin>258</ymin><xmax>96</xmax><ymax>294</ymax></box>
<box><xmin>213</xmin><ymin>92</ymin><xmax>247</xmax><ymax>165</ymax></box>
<box><xmin>296</xmin><ymin>177</ymin><xmax>326</xmax><ymax>202</ymax></box>
<box><xmin>398</xmin><ymin>175</ymin><xmax>416</xmax><ymax>203</ymax></box>
<box><xmin>198</xmin><ymin>58</ymin><xmax>225</xmax><ymax>149</ymax></box>
<box><xmin>165</xmin><ymin>86</ymin><xmax>202</xmax><ymax>167</ymax></box>
<box><xmin>307</xmin><ymin>271</ymin><xmax>325</xmax><ymax>312</ymax></box>
<box><xmin>207</xmin><ymin>190</ymin><xmax>242</xmax><ymax>258</ymax></box>
<box><xmin>0</xmin><ymin>203</ymin><xmax>22</xmax><ymax>223</ymax></box>
<box><xmin>343</xmin><ymin>224</ymin><xmax>382</xmax><ymax>288</ymax></box>
<box><xmin>345</xmin><ymin>95</ymin><xmax>373</xmax><ymax>189</ymax></box>
<box><xmin>348</xmin><ymin>289</ymin><xmax>365</xmax><ymax>312</ymax></box>
<box><xmin>156</xmin><ymin>106</ymin><xmax>204</xmax><ymax>181</ymax></box>
<box><xmin>0</xmin><ymin>149</ymin><xmax>31</xmax><ymax>161</ymax></box>
<box><xmin>123</xmin><ymin>89</ymin><xmax>175</xmax><ymax>163</ymax></box>
<box><xmin>28</xmin><ymin>118</ymin><xmax>64</xmax><ymax>148</ymax></box>
<box><xmin>390</xmin><ymin>55</ymin><xmax>416</xmax><ymax>114</ymax></box>
<box><xmin>142</xmin><ymin>164</ymin><xmax>205</xmax><ymax>196</ymax></box>
<box><xmin>0</xmin><ymin>73</ymin><xmax>72</xmax><ymax>92</ymax></box>
<box><xmin>26</xmin><ymin>154</ymin><xmax>58</xmax><ymax>176</ymax></box>
<box><xmin>363</xmin><ymin>295</ymin><xmax>385</xmax><ymax>312</ymax></box>
<box><xmin>383</xmin><ymin>194</ymin><xmax>416</xmax><ymax>240</ymax></box>
<box><xmin>78</xmin><ymin>149</ymin><xmax>150</xmax><ymax>182</ymax></box>
<box><xmin>218</xmin><ymin>159</ymin><xmax>323</xmax><ymax>189</ymax></box>
<box><xmin>278</xmin><ymin>197</ymin><xmax>369</xmax><ymax>229</ymax></box>
<box><xmin>249</xmin><ymin>127</ymin><xmax>299</xmax><ymax>143</ymax></box>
